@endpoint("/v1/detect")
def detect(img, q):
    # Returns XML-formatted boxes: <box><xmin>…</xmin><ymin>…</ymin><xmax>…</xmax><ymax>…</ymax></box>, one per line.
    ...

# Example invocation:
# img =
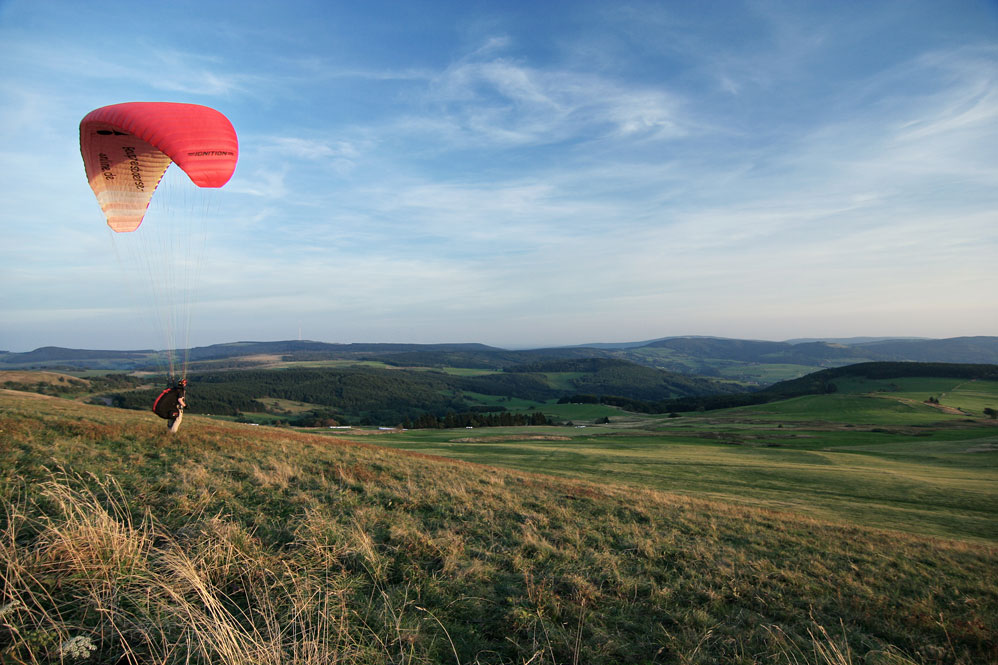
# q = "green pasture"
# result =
<box><xmin>722</xmin><ymin>394</ymin><xmax>952</xmax><ymax>424</ymax></box>
<box><xmin>708</xmin><ymin>360</ymin><xmax>820</xmax><ymax>383</ymax></box>
<box><xmin>535</xmin><ymin>371</ymin><xmax>587</xmax><ymax>390</ymax></box>
<box><xmin>938</xmin><ymin>379</ymin><xmax>998</xmax><ymax>412</ymax></box>
<box><xmin>457</xmin><ymin>391</ymin><xmax>543</xmax><ymax>410</ymax></box>
<box><xmin>435</xmin><ymin>366</ymin><xmax>502</xmax><ymax>376</ymax></box>
<box><xmin>255</xmin><ymin>397</ymin><xmax>318</xmax><ymax>413</ymax></box>
<box><xmin>826</xmin><ymin>375</ymin><xmax>998</xmax><ymax>416</ymax></box>
<box><xmin>540</xmin><ymin>401</ymin><xmax>632</xmax><ymax>422</ymax></box>
<box><xmin>721</xmin><ymin>377</ymin><xmax>998</xmax><ymax>422</ymax></box>
<box><xmin>831</xmin><ymin>375</ymin><xmax>967</xmax><ymax>395</ymax></box>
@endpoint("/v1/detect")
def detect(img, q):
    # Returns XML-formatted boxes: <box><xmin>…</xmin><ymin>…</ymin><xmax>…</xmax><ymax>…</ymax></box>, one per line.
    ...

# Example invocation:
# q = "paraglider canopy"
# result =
<box><xmin>80</xmin><ymin>102</ymin><xmax>238</xmax><ymax>381</ymax></box>
<box><xmin>80</xmin><ymin>102</ymin><xmax>238</xmax><ymax>232</ymax></box>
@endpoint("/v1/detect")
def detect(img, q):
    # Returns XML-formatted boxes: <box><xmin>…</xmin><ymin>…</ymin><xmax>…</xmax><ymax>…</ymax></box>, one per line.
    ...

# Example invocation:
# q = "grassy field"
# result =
<box><xmin>2</xmin><ymin>387</ymin><xmax>997</xmax><ymax>664</ymax></box>
<box><xmin>331</xmin><ymin>378</ymin><xmax>998</xmax><ymax>544</ymax></box>
<box><xmin>345</xmin><ymin>423</ymin><xmax>998</xmax><ymax>543</ymax></box>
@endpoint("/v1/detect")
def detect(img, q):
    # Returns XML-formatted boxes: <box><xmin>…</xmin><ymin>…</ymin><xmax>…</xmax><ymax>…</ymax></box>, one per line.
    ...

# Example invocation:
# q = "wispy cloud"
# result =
<box><xmin>413</xmin><ymin>42</ymin><xmax>689</xmax><ymax>147</ymax></box>
<box><xmin>0</xmin><ymin>37</ymin><xmax>253</xmax><ymax>98</ymax></box>
<box><xmin>260</xmin><ymin>136</ymin><xmax>361</xmax><ymax>163</ymax></box>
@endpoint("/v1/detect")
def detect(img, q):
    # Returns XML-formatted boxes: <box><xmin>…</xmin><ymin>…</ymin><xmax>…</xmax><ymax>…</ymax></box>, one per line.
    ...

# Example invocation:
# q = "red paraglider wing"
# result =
<box><xmin>80</xmin><ymin>102</ymin><xmax>238</xmax><ymax>232</ymax></box>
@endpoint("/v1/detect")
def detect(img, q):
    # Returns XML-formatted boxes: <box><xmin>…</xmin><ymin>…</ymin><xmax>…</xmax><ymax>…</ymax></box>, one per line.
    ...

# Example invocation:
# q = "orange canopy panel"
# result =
<box><xmin>80</xmin><ymin>102</ymin><xmax>238</xmax><ymax>232</ymax></box>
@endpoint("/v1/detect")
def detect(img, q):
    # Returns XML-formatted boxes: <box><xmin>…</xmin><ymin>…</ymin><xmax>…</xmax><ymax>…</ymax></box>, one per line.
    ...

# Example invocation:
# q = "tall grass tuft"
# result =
<box><xmin>0</xmin><ymin>471</ymin><xmax>359</xmax><ymax>664</ymax></box>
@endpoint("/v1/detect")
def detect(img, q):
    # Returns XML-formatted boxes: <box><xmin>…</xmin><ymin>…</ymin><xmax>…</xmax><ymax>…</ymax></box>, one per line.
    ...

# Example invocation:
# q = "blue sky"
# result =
<box><xmin>1</xmin><ymin>0</ymin><xmax>996</xmax><ymax>352</ymax></box>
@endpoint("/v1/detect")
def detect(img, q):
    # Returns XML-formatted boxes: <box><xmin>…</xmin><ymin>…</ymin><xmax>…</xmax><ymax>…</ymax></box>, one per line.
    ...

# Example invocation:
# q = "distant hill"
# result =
<box><xmin>640</xmin><ymin>337</ymin><xmax>868</xmax><ymax>363</ymax></box>
<box><xmin>631</xmin><ymin>336</ymin><xmax>998</xmax><ymax>364</ymax></box>
<box><xmin>783</xmin><ymin>336</ymin><xmax>930</xmax><ymax>345</ymax></box>
<box><xmin>0</xmin><ymin>346</ymin><xmax>156</xmax><ymax>369</ymax></box>
<box><xmin>188</xmin><ymin>340</ymin><xmax>500</xmax><ymax>361</ymax></box>
<box><xmin>3</xmin><ymin>336</ymin><xmax>997</xmax><ymax>386</ymax></box>
<box><xmin>847</xmin><ymin>336</ymin><xmax>998</xmax><ymax>362</ymax></box>
<box><xmin>7</xmin><ymin>346</ymin><xmax>155</xmax><ymax>360</ymax></box>
<box><xmin>612</xmin><ymin>336</ymin><xmax>998</xmax><ymax>382</ymax></box>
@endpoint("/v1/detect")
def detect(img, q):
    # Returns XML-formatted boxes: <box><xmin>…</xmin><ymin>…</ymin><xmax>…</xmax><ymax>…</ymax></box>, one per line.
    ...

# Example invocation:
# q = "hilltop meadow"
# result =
<box><xmin>1</xmin><ymin>377</ymin><xmax>996</xmax><ymax>664</ymax></box>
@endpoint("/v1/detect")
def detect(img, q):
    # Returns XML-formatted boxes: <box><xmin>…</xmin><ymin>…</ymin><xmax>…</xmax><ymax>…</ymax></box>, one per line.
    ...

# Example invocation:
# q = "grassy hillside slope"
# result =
<box><xmin>1</xmin><ymin>392</ymin><xmax>995</xmax><ymax>664</ymax></box>
<box><xmin>354</xmin><ymin>376</ymin><xmax>998</xmax><ymax>543</ymax></box>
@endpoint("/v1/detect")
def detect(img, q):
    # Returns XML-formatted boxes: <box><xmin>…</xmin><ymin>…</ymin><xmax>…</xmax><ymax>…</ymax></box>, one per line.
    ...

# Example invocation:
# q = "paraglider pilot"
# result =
<box><xmin>153</xmin><ymin>378</ymin><xmax>187</xmax><ymax>433</ymax></box>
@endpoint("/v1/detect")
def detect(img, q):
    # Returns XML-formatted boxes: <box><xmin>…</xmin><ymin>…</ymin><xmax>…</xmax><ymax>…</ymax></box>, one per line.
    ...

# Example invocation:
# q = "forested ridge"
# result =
<box><xmin>102</xmin><ymin>360</ymin><xmax>738</xmax><ymax>425</ymax></box>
